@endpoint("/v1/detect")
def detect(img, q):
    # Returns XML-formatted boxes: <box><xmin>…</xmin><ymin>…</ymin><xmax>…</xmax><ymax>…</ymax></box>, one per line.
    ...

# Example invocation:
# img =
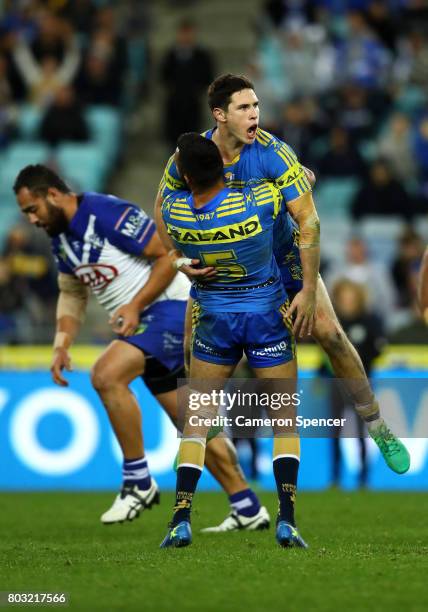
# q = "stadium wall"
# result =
<box><xmin>1</xmin><ymin>346</ymin><xmax>427</xmax><ymax>491</ymax></box>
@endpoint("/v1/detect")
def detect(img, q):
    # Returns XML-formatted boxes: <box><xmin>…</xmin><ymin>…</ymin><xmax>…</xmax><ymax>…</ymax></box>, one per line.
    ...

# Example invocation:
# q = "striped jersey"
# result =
<box><xmin>51</xmin><ymin>192</ymin><xmax>190</xmax><ymax>314</ymax></box>
<box><xmin>159</xmin><ymin>127</ymin><xmax>312</xmax><ymax>268</ymax></box>
<box><xmin>161</xmin><ymin>183</ymin><xmax>286</xmax><ymax>312</ymax></box>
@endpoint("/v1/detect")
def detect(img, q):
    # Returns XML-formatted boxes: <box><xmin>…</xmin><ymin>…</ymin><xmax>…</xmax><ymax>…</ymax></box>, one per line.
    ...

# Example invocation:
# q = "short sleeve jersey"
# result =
<box><xmin>159</xmin><ymin>127</ymin><xmax>311</xmax><ymax>265</ymax></box>
<box><xmin>161</xmin><ymin>183</ymin><xmax>286</xmax><ymax>312</ymax></box>
<box><xmin>51</xmin><ymin>192</ymin><xmax>189</xmax><ymax>313</ymax></box>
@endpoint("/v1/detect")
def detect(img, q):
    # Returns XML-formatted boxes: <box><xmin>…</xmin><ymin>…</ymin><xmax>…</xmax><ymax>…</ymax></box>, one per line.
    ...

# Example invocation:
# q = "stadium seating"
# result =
<box><xmin>360</xmin><ymin>216</ymin><xmax>405</xmax><ymax>265</ymax></box>
<box><xmin>56</xmin><ymin>142</ymin><xmax>109</xmax><ymax>192</ymax></box>
<box><xmin>85</xmin><ymin>106</ymin><xmax>122</xmax><ymax>166</ymax></box>
<box><xmin>6</xmin><ymin>141</ymin><xmax>51</xmax><ymax>165</ymax></box>
<box><xmin>314</xmin><ymin>178</ymin><xmax>360</xmax><ymax>220</ymax></box>
<box><xmin>320</xmin><ymin>218</ymin><xmax>351</xmax><ymax>264</ymax></box>
<box><xmin>17</xmin><ymin>105</ymin><xmax>43</xmax><ymax>140</ymax></box>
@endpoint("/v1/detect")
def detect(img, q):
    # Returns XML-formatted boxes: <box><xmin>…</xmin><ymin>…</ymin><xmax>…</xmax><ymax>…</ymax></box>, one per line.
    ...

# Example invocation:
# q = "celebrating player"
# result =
<box><xmin>13</xmin><ymin>164</ymin><xmax>271</xmax><ymax>530</ymax></box>
<box><xmin>159</xmin><ymin>133</ymin><xmax>310</xmax><ymax>549</ymax></box>
<box><xmin>419</xmin><ymin>247</ymin><xmax>428</xmax><ymax>324</ymax></box>
<box><xmin>155</xmin><ymin>73</ymin><xmax>410</xmax><ymax>477</ymax></box>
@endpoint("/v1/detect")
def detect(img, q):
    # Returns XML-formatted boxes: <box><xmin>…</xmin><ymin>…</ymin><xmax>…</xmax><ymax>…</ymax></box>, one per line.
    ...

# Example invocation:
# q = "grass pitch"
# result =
<box><xmin>0</xmin><ymin>491</ymin><xmax>427</xmax><ymax>612</ymax></box>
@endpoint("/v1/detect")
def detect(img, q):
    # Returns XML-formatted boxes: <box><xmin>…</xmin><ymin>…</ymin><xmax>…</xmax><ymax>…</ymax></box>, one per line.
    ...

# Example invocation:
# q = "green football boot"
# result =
<box><xmin>369</xmin><ymin>422</ymin><xmax>410</xmax><ymax>474</ymax></box>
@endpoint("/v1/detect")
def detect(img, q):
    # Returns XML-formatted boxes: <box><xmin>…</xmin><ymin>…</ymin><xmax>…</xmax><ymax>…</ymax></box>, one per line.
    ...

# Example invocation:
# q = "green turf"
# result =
<box><xmin>0</xmin><ymin>491</ymin><xmax>427</xmax><ymax>611</ymax></box>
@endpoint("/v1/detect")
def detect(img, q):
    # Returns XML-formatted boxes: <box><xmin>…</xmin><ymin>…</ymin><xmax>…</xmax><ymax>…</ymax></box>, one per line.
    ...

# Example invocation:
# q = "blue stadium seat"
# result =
<box><xmin>360</xmin><ymin>216</ymin><xmax>405</xmax><ymax>265</ymax></box>
<box><xmin>0</xmin><ymin>205</ymin><xmax>21</xmax><ymax>247</ymax></box>
<box><xmin>315</xmin><ymin>178</ymin><xmax>360</xmax><ymax>219</ymax></box>
<box><xmin>17</xmin><ymin>105</ymin><xmax>43</xmax><ymax>140</ymax></box>
<box><xmin>85</xmin><ymin>106</ymin><xmax>121</xmax><ymax>165</ymax></box>
<box><xmin>320</xmin><ymin>219</ymin><xmax>352</xmax><ymax>264</ymax></box>
<box><xmin>0</xmin><ymin>144</ymin><xmax>51</xmax><ymax>196</ymax></box>
<box><xmin>6</xmin><ymin>141</ymin><xmax>51</xmax><ymax>165</ymax></box>
<box><xmin>56</xmin><ymin>142</ymin><xmax>108</xmax><ymax>192</ymax></box>
<box><xmin>0</xmin><ymin>159</ymin><xmax>31</xmax><ymax>195</ymax></box>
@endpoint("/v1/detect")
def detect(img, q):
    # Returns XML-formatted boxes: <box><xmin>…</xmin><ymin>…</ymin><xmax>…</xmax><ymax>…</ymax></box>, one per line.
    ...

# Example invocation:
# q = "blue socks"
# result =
<box><xmin>229</xmin><ymin>488</ymin><xmax>261</xmax><ymax>518</ymax></box>
<box><xmin>123</xmin><ymin>456</ymin><xmax>151</xmax><ymax>491</ymax></box>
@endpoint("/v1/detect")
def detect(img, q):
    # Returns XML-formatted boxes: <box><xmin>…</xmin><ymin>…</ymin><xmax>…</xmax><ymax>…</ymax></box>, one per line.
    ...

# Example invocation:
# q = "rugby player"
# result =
<box><xmin>159</xmin><ymin>133</ymin><xmax>310</xmax><ymax>549</ymax></box>
<box><xmin>419</xmin><ymin>247</ymin><xmax>428</xmax><ymax>324</ymax></box>
<box><xmin>155</xmin><ymin>74</ymin><xmax>410</xmax><ymax>479</ymax></box>
<box><xmin>13</xmin><ymin>164</ymin><xmax>270</xmax><ymax>530</ymax></box>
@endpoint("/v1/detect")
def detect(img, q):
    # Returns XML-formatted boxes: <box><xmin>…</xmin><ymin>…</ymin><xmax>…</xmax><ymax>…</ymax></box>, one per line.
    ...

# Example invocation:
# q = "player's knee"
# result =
<box><xmin>90</xmin><ymin>364</ymin><xmax>118</xmax><ymax>394</ymax></box>
<box><xmin>315</xmin><ymin>319</ymin><xmax>348</xmax><ymax>357</ymax></box>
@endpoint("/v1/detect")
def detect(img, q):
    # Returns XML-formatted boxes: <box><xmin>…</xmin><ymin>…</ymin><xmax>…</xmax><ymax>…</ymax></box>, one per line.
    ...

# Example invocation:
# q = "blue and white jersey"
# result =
<box><xmin>52</xmin><ymin>192</ymin><xmax>190</xmax><ymax>314</ymax></box>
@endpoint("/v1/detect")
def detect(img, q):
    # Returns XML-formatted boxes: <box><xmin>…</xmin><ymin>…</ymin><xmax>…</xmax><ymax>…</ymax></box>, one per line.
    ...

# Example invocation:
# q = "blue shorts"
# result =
<box><xmin>120</xmin><ymin>300</ymin><xmax>186</xmax><ymax>372</ymax></box>
<box><xmin>191</xmin><ymin>301</ymin><xmax>295</xmax><ymax>368</ymax></box>
<box><xmin>278</xmin><ymin>242</ymin><xmax>303</xmax><ymax>295</ymax></box>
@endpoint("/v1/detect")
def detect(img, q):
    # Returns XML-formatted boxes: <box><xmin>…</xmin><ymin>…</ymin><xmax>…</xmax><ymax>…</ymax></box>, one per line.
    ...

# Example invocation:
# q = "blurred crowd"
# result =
<box><xmin>0</xmin><ymin>0</ymin><xmax>151</xmax><ymax>343</ymax></box>
<box><xmin>249</xmin><ymin>0</ymin><xmax>428</xmax><ymax>340</ymax></box>
<box><xmin>0</xmin><ymin>0</ymin><xmax>427</xmax><ymax>346</ymax></box>
<box><xmin>0</xmin><ymin>0</ymin><xmax>150</xmax><ymax>146</ymax></box>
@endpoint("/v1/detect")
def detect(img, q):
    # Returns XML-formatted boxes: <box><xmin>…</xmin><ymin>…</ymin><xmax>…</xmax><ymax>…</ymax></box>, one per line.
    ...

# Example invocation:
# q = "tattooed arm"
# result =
<box><xmin>286</xmin><ymin>192</ymin><xmax>320</xmax><ymax>336</ymax></box>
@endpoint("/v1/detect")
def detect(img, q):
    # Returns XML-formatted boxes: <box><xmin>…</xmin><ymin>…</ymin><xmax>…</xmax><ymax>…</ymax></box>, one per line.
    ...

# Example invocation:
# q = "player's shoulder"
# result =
<box><xmin>163</xmin><ymin>189</ymin><xmax>192</xmax><ymax>208</ymax></box>
<box><xmin>81</xmin><ymin>191</ymin><xmax>131</xmax><ymax>213</ymax></box>
<box><xmin>255</xmin><ymin>128</ymin><xmax>278</xmax><ymax>148</ymax></box>
<box><xmin>255</xmin><ymin>128</ymin><xmax>299</xmax><ymax>163</ymax></box>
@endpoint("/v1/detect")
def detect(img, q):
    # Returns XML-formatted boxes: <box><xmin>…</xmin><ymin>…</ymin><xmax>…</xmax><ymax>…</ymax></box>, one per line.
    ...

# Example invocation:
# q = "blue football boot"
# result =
<box><xmin>160</xmin><ymin>521</ymin><xmax>192</xmax><ymax>549</ymax></box>
<box><xmin>276</xmin><ymin>521</ymin><xmax>308</xmax><ymax>548</ymax></box>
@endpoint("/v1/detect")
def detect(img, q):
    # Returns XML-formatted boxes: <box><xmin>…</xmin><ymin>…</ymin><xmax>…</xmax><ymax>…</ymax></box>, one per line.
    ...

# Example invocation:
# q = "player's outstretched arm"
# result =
<box><xmin>110</xmin><ymin>231</ymin><xmax>177</xmax><ymax>336</ymax></box>
<box><xmin>418</xmin><ymin>246</ymin><xmax>428</xmax><ymax>324</ymax></box>
<box><xmin>51</xmin><ymin>273</ymin><xmax>89</xmax><ymax>386</ymax></box>
<box><xmin>286</xmin><ymin>192</ymin><xmax>320</xmax><ymax>337</ymax></box>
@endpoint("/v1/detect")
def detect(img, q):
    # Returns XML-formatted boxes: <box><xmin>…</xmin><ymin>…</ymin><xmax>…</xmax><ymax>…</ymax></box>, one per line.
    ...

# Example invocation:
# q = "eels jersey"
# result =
<box><xmin>51</xmin><ymin>192</ymin><xmax>190</xmax><ymax>314</ymax></box>
<box><xmin>159</xmin><ymin>127</ymin><xmax>312</xmax><ymax>289</ymax></box>
<box><xmin>161</xmin><ymin>183</ymin><xmax>286</xmax><ymax>313</ymax></box>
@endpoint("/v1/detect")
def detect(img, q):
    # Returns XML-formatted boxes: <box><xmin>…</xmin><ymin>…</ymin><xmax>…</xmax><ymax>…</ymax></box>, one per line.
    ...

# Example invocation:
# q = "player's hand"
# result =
<box><xmin>286</xmin><ymin>288</ymin><xmax>316</xmax><ymax>337</ymax></box>
<box><xmin>178</xmin><ymin>259</ymin><xmax>217</xmax><ymax>281</ymax></box>
<box><xmin>110</xmin><ymin>303</ymin><xmax>140</xmax><ymax>336</ymax></box>
<box><xmin>303</xmin><ymin>166</ymin><xmax>316</xmax><ymax>187</ymax></box>
<box><xmin>51</xmin><ymin>347</ymin><xmax>73</xmax><ymax>387</ymax></box>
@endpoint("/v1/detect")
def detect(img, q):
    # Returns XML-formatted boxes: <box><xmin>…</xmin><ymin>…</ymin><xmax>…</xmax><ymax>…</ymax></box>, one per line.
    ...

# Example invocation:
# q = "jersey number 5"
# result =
<box><xmin>200</xmin><ymin>250</ymin><xmax>247</xmax><ymax>282</ymax></box>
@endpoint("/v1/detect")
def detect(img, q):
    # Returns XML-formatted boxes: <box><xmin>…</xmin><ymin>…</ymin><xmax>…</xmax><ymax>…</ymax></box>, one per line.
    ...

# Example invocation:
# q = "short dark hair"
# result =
<box><xmin>177</xmin><ymin>132</ymin><xmax>223</xmax><ymax>190</ymax></box>
<box><xmin>13</xmin><ymin>164</ymin><xmax>70</xmax><ymax>196</ymax></box>
<box><xmin>208</xmin><ymin>73</ymin><xmax>255</xmax><ymax>111</ymax></box>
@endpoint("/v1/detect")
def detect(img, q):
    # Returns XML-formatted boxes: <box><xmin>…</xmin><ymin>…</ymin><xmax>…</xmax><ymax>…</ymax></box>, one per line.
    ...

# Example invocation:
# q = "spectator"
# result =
<box><xmin>0</xmin><ymin>256</ymin><xmax>23</xmax><ymax>343</ymax></box>
<box><xmin>335</xmin><ymin>84</ymin><xmax>383</xmax><ymax>143</ymax></box>
<box><xmin>1</xmin><ymin>225</ymin><xmax>57</xmax><ymax>343</ymax></box>
<box><xmin>323</xmin><ymin>278</ymin><xmax>386</xmax><ymax>488</ymax></box>
<box><xmin>335</xmin><ymin>10</ymin><xmax>391</xmax><ymax>89</ymax></box>
<box><xmin>351</xmin><ymin>159</ymin><xmax>413</xmax><ymax>219</ymax></box>
<box><xmin>277</xmin><ymin>98</ymin><xmax>313</xmax><ymax>158</ymax></box>
<box><xmin>365</xmin><ymin>0</ymin><xmax>398</xmax><ymax>52</ymax></box>
<box><xmin>391</xmin><ymin>227</ymin><xmax>425</xmax><ymax>308</ymax></box>
<box><xmin>413</xmin><ymin>115</ymin><xmax>428</xmax><ymax>180</ymax></box>
<box><xmin>58</xmin><ymin>0</ymin><xmax>97</xmax><ymax>37</ymax></box>
<box><xmin>263</xmin><ymin>0</ymin><xmax>317</xmax><ymax>30</ymax></box>
<box><xmin>12</xmin><ymin>13</ymin><xmax>81</xmax><ymax>107</ymax></box>
<box><xmin>317</xmin><ymin>126</ymin><xmax>367</xmax><ymax>178</ymax></box>
<box><xmin>160</xmin><ymin>20</ymin><xmax>214</xmax><ymax>148</ymax></box>
<box><xmin>39</xmin><ymin>85</ymin><xmax>89</xmax><ymax>146</ymax></box>
<box><xmin>377</xmin><ymin>112</ymin><xmax>416</xmax><ymax>184</ymax></box>
<box><xmin>400</xmin><ymin>1</ymin><xmax>428</xmax><ymax>34</ymax></box>
<box><xmin>0</xmin><ymin>52</ymin><xmax>18</xmax><ymax>148</ymax></box>
<box><xmin>393</xmin><ymin>30</ymin><xmax>428</xmax><ymax>92</ymax></box>
<box><xmin>326</xmin><ymin>236</ymin><xmax>396</xmax><ymax>317</ymax></box>
<box><xmin>75</xmin><ymin>16</ymin><xmax>128</xmax><ymax>107</ymax></box>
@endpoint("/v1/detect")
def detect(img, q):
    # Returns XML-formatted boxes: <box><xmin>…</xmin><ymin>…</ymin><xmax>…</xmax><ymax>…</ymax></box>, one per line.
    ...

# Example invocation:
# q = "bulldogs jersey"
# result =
<box><xmin>52</xmin><ymin>192</ymin><xmax>190</xmax><ymax>314</ymax></box>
